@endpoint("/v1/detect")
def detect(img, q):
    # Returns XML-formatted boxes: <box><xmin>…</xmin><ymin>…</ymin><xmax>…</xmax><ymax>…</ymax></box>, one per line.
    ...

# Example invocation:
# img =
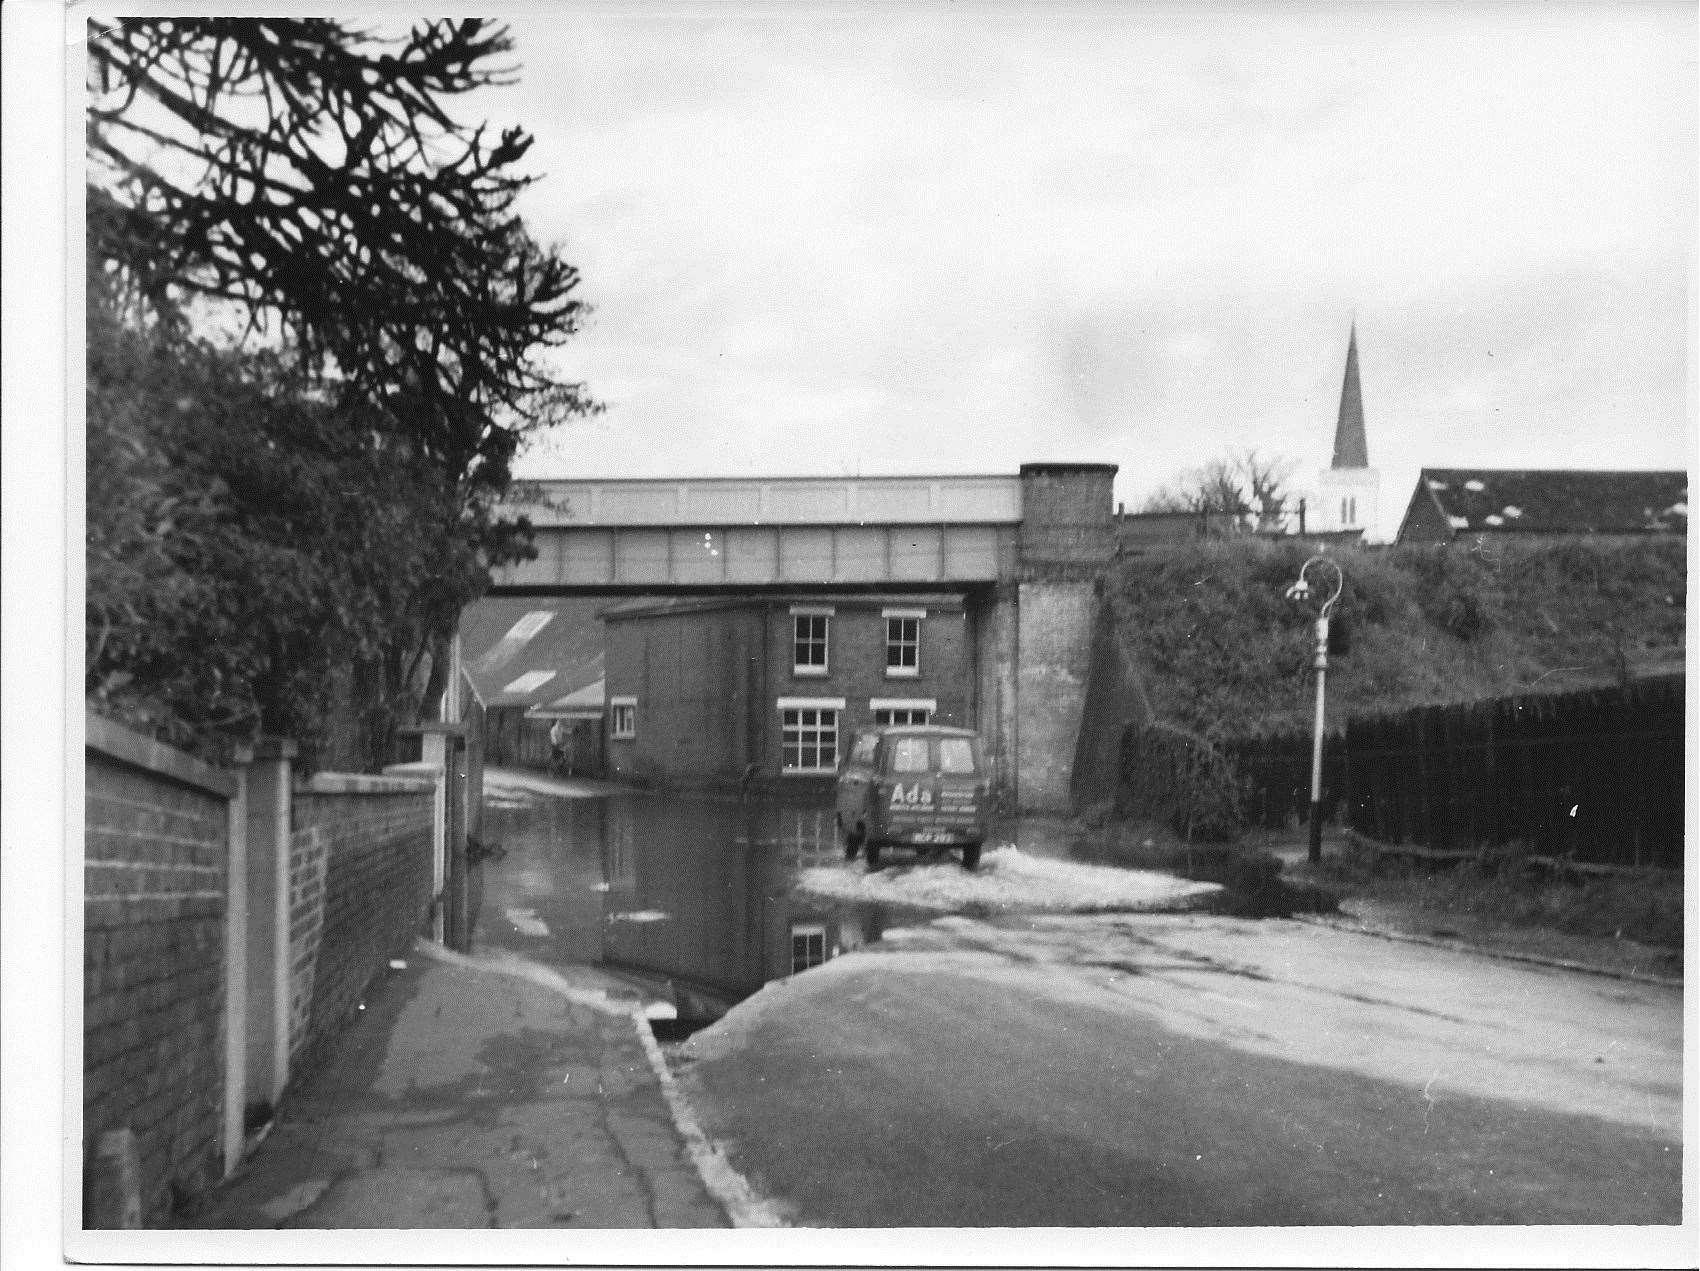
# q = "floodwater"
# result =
<box><xmin>472</xmin><ymin>783</ymin><xmax>921</xmax><ymax>1021</ymax></box>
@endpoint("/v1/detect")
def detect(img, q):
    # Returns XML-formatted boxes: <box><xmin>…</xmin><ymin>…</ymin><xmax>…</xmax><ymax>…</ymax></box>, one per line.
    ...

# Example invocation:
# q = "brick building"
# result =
<box><xmin>600</xmin><ymin>592</ymin><xmax>974</xmax><ymax>791</ymax></box>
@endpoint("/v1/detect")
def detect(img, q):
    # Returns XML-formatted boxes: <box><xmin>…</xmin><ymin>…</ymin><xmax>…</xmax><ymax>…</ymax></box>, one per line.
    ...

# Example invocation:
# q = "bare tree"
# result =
<box><xmin>1238</xmin><ymin>449</ymin><xmax>1297</xmax><ymax>530</ymax></box>
<box><xmin>1141</xmin><ymin>448</ymin><xmax>1297</xmax><ymax>532</ymax></box>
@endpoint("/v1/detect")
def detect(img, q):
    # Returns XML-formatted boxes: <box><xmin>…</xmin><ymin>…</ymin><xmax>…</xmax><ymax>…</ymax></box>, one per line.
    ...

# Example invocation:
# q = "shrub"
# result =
<box><xmin>1118</xmin><ymin>722</ymin><xmax>1247</xmax><ymax>842</ymax></box>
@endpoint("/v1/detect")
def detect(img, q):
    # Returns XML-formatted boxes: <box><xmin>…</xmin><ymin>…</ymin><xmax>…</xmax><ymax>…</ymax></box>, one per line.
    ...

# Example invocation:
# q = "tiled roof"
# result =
<box><xmin>1410</xmin><ymin>469</ymin><xmax>1687</xmax><ymax>537</ymax></box>
<box><xmin>457</xmin><ymin>597</ymin><xmax>606</xmax><ymax>708</ymax></box>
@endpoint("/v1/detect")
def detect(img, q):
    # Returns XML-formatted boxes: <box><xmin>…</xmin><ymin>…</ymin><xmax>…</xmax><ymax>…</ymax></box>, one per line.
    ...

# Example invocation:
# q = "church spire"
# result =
<box><xmin>1331</xmin><ymin>323</ymin><xmax>1369</xmax><ymax>469</ymax></box>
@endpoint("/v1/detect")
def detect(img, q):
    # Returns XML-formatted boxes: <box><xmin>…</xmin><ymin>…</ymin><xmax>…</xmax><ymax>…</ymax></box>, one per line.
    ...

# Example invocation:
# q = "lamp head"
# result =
<box><xmin>1285</xmin><ymin>578</ymin><xmax>1312</xmax><ymax>603</ymax></box>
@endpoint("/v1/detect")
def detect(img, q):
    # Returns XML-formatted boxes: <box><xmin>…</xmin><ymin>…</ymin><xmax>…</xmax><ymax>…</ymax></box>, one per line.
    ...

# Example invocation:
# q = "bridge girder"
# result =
<box><xmin>493</xmin><ymin>521</ymin><xmax>1017</xmax><ymax>592</ymax></box>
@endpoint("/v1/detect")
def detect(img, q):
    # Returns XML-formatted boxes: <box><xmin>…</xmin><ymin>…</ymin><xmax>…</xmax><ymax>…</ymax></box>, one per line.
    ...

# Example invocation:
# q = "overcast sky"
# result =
<box><xmin>482</xmin><ymin>2</ymin><xmax>1694</xmax><ymax>538</ymax></box>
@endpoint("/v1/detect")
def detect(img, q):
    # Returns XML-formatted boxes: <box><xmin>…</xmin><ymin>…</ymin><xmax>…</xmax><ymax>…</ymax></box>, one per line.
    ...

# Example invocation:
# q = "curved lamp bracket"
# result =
<box><xmin>1287</xmin><ymin>555</ymin><xmax>1344</xmax><ymax>620</ymax></box>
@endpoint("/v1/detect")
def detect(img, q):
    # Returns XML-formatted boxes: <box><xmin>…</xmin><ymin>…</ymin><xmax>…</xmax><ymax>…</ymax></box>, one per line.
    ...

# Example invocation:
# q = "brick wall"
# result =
<box><xmin>84</xmin><ymin>717</ymin><xmax>235</xmax><ymax>1225</ymax></box>
<box><xmin>288</xmin><ymin>775</ymin><xmax>434</xmax><ymax>1076</ymax></box>
<box><xmin>764</xmin><ymin>599</ymin><xmax>973</xmax><ymax>739</ymax></box>
<box><xmin>1018</xmin><ymin>463</ymin><xmax>1117</xmax><ymax>573</ymax></box>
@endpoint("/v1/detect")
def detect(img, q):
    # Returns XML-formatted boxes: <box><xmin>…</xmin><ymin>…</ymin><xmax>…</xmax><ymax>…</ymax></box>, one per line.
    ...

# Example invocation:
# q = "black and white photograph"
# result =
<box><xmin>2</xmin><ymin>0</ymin><xmax>1694</xmax><ymax>1265</ymax></box>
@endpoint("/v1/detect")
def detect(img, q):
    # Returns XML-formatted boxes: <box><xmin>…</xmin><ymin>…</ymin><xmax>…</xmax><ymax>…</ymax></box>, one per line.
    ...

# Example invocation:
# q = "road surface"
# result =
<box><xmin>674</xmin><ymin>912</ymin><xmax>1683</xmax><ymax>1227</ymax></box>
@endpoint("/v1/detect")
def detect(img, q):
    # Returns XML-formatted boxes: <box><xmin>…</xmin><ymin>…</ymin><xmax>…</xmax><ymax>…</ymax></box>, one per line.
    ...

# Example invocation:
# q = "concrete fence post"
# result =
<box><xmin>221</xmin><ymin>755</ymin><xmax>250</xmax><ymax>1176</ymax></box>
<box><xmin>419</xmin><ymin>732</ymin><xmax>450</xmax><ymax>943</ymax></box>
<box><xmin>400</xmin><ymin>721</ymin><xmax>473</xmax><ymax>948</ymax></box>
<box><xmin>239</xmin><ymin>738</ymin><xmax>296</xmax><ymax>1112</ymax></box>
<box><xmin>382</xmin><ymin>755</ymin><xmax>448</xmax><ymax>944</ymax></box>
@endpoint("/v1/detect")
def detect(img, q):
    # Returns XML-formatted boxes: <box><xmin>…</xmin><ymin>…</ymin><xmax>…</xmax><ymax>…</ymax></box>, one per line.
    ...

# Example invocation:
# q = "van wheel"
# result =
<box><xmin>865</xmin><ymin>841</ymin><xmax>882</xmax><ymax>870</ymax></box>
<box><xmin>844</xmin><ymin>824</ymin><xmax>864</xmax><ymax>859</ymax></box>
<box><xmin>961</xmin><ymin>842</ymin><xmax>981</xmax><ymax>870</ymax></box>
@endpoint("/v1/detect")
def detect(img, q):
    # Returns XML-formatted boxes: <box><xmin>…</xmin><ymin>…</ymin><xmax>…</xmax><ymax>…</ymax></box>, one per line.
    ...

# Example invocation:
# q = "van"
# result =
<box><xmin>835</xmin><ymin>725</ymin><xmax>990</xmax><ymax>870</ymax></box>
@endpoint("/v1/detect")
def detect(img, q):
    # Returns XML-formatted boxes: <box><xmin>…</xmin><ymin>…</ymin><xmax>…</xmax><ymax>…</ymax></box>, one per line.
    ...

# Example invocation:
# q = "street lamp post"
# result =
<box><xmin>1285</xmin><ymin>555</ymin><xmax>1344</xmax><ymax>865</ymax></box>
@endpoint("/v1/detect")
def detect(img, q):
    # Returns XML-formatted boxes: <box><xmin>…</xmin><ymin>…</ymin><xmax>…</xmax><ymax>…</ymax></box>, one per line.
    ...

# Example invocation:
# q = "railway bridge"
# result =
<box><xmin>488</xmin><ymin>462</ymin><xmax>1121</xmax><ymax>812</ymax></box>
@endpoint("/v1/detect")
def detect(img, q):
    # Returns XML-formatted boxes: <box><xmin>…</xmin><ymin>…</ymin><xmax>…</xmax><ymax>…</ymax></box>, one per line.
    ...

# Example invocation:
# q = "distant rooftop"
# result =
<box><xmin>1399</xmin><ymin>468</ymin><xmax>1687</xmax><ymax>542</ymax></box>
<box><xmin>458</xmin><ymin>596</ymin><xmax>605</xmax><ymax>709</ymax></box>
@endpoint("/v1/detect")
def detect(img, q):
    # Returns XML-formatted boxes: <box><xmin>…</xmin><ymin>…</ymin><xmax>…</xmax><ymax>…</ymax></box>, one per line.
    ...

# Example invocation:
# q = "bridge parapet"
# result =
<box><xmin>496</xmin><ymin>474</ymin><xmax>1028</xmax><ymax>591</ymax></box>
<box><xmin>510</xmin><ymin>474</ymin><xmax>1022</xmax><ymax>528</ymax></box>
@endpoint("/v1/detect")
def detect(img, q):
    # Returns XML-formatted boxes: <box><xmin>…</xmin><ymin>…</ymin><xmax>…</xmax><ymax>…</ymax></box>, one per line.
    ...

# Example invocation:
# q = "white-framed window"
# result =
<box><xmin>790</xmin><ymin>923</ymin><xmax>827</xmax><ymax>974</ymax></box>
<box><xmin>871</xmin><ymin>697</ymin><xmax>936</xmax><ymax>727</ymax></box>
<box><xmin>777</xmin><ymin>696</ymin><xmax>844</xmax><ymax>772</ymax></box>
<box><xmin>790</xmin><ymin>605</ymin><xmax>833</xmax><ymax>676</ymax></box>
<box><xmin>610</xmin><ymin>696</ymin><xmax>637</xmax><ymax>740</ymax></box>
<box><xmin>883</xmin><ymin>607</ymin><xmax>924</xmax><ymax>677</ymax></box>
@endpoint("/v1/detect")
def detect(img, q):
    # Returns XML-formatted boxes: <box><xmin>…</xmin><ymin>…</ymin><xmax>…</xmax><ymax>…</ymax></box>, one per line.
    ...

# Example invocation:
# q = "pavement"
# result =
<box><xmin>184</xmin><ymin>939</ymin><xmax>781</xmax><ymax>1230</ymax></box>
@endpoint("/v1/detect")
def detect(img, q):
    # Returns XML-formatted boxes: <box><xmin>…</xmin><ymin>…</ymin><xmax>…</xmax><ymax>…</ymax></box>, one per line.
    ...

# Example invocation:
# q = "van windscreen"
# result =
<box><xmin>889</xmin><ymin>738</ymin><xmax>930</xmax><ymax>773</ymax></box>
<box><xmin>938</xmin><ymin>738</ymin><xmax>977</xmax><ymax>774</ymax></box>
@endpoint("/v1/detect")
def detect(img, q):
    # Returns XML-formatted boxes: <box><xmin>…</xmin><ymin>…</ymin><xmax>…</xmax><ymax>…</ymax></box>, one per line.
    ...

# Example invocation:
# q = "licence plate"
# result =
<box><xmin>911</xmin><ymin>829</ymin><xmax>957</xmax><ymax>844</ymax></box>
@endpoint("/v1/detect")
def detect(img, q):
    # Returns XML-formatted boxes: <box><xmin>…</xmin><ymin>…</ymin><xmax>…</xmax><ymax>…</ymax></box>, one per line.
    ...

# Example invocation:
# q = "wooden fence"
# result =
<box><xmin>1229</xmin><ymin>733</ymin><xmax>1349</xmax><ymax>831</ymax></box>
<box><xmin>1227</xmin><ymin>675</ymin><xmax>1684</xmax><ymax>871</ymax></box>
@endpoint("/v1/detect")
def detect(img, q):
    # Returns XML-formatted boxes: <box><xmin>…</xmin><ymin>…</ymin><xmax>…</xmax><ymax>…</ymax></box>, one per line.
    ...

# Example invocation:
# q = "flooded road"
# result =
<box><xmin>472</xmin><ymin>775</ymin><xmax>912</xmax><ymax>1021</ymax></box>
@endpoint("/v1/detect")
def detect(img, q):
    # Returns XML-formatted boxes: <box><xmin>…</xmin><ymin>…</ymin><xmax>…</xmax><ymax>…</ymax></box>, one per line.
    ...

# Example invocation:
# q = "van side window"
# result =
<box><xmin>938</xmin><ymin>738</ymin><xmax>977</xmax><ymax>774</ymax></box>
<box><xmin>889</xmin><ymin>738</ymin><xmax>930</xmax><ymax>773</ymax></box>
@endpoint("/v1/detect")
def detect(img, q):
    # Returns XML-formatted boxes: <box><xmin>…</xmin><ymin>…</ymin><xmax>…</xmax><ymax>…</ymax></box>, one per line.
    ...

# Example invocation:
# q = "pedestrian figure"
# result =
<box><xmin>549</xmin><ymin>718</ymin><xmax>568</xmax><ymax>775</ymax></box>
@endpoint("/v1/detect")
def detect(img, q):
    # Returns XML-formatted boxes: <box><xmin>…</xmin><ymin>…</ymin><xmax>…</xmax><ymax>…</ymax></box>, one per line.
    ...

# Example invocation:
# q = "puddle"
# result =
<box><xmin>472</xmin><ymin>780</ymin><xmax>1252</xmax><ymax>1035</ymax></box>
<box><xmin>474</xmin><ymin>785</ymin><xmax>911</xmax><ymax>1033</ymax></box>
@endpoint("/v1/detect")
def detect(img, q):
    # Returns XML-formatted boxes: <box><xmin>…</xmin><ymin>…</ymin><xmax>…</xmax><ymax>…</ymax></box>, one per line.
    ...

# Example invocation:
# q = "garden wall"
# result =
<box><xmin>84</xmin><ymin>715</ymin><xmax>236</xmax><ymax>1225</ymax></box>
<box><xmin>288</xmin><ymin>774</ymin><xmax>436</xmax><ymax>1076</ymax></box>
<box><xmin>81</xmin><ymin>712</ymin><xmax>441</xmax><ymax>1228</ymax></box>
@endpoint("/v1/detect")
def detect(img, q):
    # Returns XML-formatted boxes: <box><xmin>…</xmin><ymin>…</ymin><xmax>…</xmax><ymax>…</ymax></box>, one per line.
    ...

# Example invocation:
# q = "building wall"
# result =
<box><xmin>1395</xmin><ymin>485</ymin><xmax>1456</xmax><ymax>544</ymax></box>
<box><xmin>604</xmin><ymin>596</ymin><xmax>973</xmax><ymax>791</ymax></box>
<box><xmin>288</xmin><ymin>777</ymin><xmax>435</xmax><ymax>1075</ymax></box>
<box><xmin>84</xmin><ymin>732</ymin><xmax>233</xmax><ymax>1225</ymax></box>
<box><xmin>763</xmin><ymin>598</ymin><xmax>973</xmax><ymax>791</ymax></box>
<box><xmin>1316</xmin><ymin>466</ymin><xmax>1381</xmax><ymax>537</ymax></box>
<box><xmin>605</xmin><ymin>605</ymin><xmax>767</xmax><ymax>786</ymax></box>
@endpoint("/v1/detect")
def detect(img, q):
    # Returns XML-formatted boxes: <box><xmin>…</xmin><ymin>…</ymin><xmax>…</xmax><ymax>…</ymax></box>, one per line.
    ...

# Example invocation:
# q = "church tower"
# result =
<box><xmin>1315</xmin><ymin>323</ymin><xmax>1380</xmax><ymax>538</ymax></box>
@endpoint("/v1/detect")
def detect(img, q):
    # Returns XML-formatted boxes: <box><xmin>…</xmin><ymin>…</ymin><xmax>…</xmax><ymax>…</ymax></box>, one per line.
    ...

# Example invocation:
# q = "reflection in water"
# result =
<box><xmin>477</xmin><ymin>790</ymin><xmax>891</xmax><ymax>1021</ymax></box>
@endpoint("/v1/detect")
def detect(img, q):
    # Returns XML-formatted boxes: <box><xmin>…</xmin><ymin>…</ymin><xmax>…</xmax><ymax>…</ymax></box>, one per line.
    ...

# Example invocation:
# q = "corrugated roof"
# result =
<box><xmin>458</xmin><ymin>597</ymin><xmax>606</xmax><ymax>709</ymax></box>
<box><xmin>1412</xmin><ymin>469</ymin><xmax>1687</xmax><ymax>537</ymax></box>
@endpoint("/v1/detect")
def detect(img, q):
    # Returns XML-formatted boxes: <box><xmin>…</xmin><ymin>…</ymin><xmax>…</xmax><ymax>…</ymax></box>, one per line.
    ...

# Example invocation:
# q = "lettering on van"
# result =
<box><xmin>889</xmin><ymin>783</ymin><xmax>934</xmax><ymax>808</ymax></box>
